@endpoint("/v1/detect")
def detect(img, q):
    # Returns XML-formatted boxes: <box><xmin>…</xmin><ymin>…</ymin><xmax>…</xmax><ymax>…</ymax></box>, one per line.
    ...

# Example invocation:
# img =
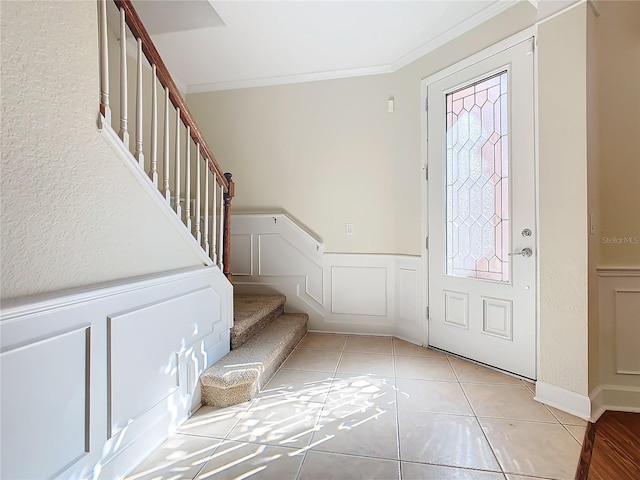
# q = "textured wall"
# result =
<box><xmin>587</xmin><ymin>0</ymin><xmax>640</xmax><ymax>392</ymax></box>
<box><xmin>593</xmin><ymin>0</ymin><xmax>640</xmax><ymax>268</ymax></box>
<box><xmin>187</xmin><ymin>2</ymin><xmax>536</xmax><ymax>256</ymax></box>
<box><xmin>537</xmin><ymin>4</ymin><xmax>589</xmax><ymax>396</ymax></box>
<box><xmin>187</xmin><ymin>1</ymin><xmax>596</xmax><ymax>398</ymax></box>
<box><xmin>0</xmin><ymin>1</ymin><xmax>205</xmax><ymax>300</ymax></box>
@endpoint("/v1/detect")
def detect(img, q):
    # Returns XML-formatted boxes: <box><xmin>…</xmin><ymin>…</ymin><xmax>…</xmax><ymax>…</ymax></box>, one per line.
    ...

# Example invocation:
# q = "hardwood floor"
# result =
<box><xmin>576</xmin><ymin>410</ymin><xmax>640</xmax><ymax>480</ymax></box>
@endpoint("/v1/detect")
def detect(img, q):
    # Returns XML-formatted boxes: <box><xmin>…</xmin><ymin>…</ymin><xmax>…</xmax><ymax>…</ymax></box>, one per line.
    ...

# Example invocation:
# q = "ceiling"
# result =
<box><xmin>128</xmin><ymin>0</ymin><xmax>536</xmax><ymax>93</ymax></box>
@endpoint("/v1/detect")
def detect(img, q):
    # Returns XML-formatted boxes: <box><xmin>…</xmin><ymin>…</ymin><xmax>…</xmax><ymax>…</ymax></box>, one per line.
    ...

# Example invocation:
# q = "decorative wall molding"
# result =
<box><xmin>592</xmin><ymin>268</ymin><xmax>640</xmax><ymax>417</ymax></box>
<box><xmin>597</xmin><ymin>266</ymin><xmax>640</xmax><ymax>276</ymax></box>
<box><xmin>230</xmin><ymin>214</ymin><xmax>424</xmax><ymax>344</ymax></box>
<box><xmin>0</xmin><ymin>266</ymin><xmax>232</xmax><ymax>480</ymax></box>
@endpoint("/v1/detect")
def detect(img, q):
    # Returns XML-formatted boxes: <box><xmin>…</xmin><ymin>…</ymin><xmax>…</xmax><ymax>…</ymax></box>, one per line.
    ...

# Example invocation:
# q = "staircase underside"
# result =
<box><xmin>201</xmin><ymin>295</ymin><xmax>307</xmax><ymax>407</ymax></box>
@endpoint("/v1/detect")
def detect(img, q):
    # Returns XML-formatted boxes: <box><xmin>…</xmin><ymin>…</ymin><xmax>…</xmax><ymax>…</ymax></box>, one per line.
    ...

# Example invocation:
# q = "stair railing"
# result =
<box><xmin>97</xmin><ymin>0</ymin><xmax>234</xmax><ymax>281</ymax></box>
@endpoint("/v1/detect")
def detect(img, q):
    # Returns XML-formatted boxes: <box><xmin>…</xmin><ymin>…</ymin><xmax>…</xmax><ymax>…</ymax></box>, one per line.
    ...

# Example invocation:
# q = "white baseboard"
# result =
<box><xmin>534</xmin><ymin>381</ymin><xmax>592</xmax><ymax>420</ymax></box>
<box><xmin>590</xmin><ymin>384</ymin><xmax>640</xmax><ymax>421</ymax></box>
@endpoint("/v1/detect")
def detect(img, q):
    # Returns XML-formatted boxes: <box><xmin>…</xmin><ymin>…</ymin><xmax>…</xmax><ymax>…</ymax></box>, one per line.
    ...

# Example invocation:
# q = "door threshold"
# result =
<box><xmin>429</xmin><ymin>345</ymin><xmax>537</xmax><ymax>383</ymax></box>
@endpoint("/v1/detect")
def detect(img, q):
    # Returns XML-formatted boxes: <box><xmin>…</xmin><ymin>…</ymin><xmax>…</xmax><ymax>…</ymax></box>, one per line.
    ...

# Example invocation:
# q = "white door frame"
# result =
<box><xmin>420</xmin><ymin>26</ymin><xmax>540</xmax><ymax>372</ymax></box>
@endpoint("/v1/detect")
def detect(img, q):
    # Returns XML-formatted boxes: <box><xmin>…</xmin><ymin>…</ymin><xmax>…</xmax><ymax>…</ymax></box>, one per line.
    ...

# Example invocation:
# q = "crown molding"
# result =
<box><xmin>390</xmin><ymin>0</ymin><xmax>521</xmax><ymax>72</ymax></box>
<box><xmin>186</xmin><ymin>0</ymin><xmax>522</xmax><ymax>93</ymax></box>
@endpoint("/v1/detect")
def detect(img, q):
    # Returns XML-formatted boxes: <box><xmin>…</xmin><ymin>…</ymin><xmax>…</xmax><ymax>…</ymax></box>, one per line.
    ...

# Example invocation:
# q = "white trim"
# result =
<box><xmin>420</xmin><ymin>80</ymin><xmax>430</xmax><ymax>349</ymax></box>
<box><xmin>588</xmin><ymin>0</ymin><xmax>601</xmax><ymax>17</ymax></box>
<box><xmin>98</xmin><ymin>115</ymin><xmax>213</xmax><ymax>267</ymax></box>
<box><xmin>1</xmin><ymin>266</ymin><xmax>217</xmax><ymax>322</ymax></box>
<box><xmin>390</xmin><ymin>0</ymin><xmax>521</xmax><ymax>73</ymax></box>
<box><xmin>187</xmin><ymin>65</ymin><xmax>393</xmax><ymax>94</ymax></box>
<box><xmin>420</xmin><ymin>26</ymin><xmax>536</xmax><ymax>87</ymax></box>
<box><xmin>597</xmin><ymin>267</ymin><xmax>640</xmax><ymax>277</ymax></box>
<box><xmin>235</xmin><ymin>212</ymin><xmax>323</xmax><ymax>253</ymax></box>
<box><xmin>536</xmin><ymin>0</ymin><xmax>588</xmax><ymax>25</ymax></box>
<box><xmin>590</xmin><ymin>384</ymin><xmax>640</xmax><ymax>421</ymax></box>
<box><xmin>534</xmin><ymin>381</ymin><xmax>591</xmax><ymax>420</ymax></box>
<box><xmin>533</xmin><ymin>21</ymin><xmax>542</xmax><ymax>408</ymax></box>
<box><xmin>230</xmin><ymin>214</ymin><xmax>423</xmax><ymax>342</ymax></box>
<box><xmin>1</xmin><ymin>267</ymin><xmax>232</xmax><ymax>479</ymax></box>
<box><xmin>186</xmin><ymin>1</ymin><xmax>520</xmax><ymax>93</ymax></box>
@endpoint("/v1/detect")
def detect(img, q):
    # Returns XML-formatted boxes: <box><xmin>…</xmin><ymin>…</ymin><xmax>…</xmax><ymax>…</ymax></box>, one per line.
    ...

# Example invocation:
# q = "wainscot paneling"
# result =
<box><xmin>231</xmin><ymin>214</ymin><xmax>424</xmax><ymax>342</ymax></box>
<box><xmin>0</xmin><ymin>266</ymin><xmax>232</xmax><ymax>480</ymax></box>
<box><xmin>1</xmin><ymin>326</ymin><xmax>90</xmax><ymax>480</ymax></box>
<box><xmin>330</xmin><ymin>266</ymin><xmax>387</xmax><ymax>316</ymax></box>
<box><xmin>591</xmin><ymin>268</ymin><xmax>640</xmax><ymax>418</ymax></box>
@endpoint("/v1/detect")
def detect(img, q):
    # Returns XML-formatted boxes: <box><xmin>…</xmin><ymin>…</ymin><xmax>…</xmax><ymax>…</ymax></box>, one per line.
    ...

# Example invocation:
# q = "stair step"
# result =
<box><xmin>232</xmin><ymin>294</ymin><xmax>286</xmax><ymax>350</ymax></box>
<box><xmin>201</xmin><ymin>313</ymin><xmax>308</xmax><ymax>408</ymax></box>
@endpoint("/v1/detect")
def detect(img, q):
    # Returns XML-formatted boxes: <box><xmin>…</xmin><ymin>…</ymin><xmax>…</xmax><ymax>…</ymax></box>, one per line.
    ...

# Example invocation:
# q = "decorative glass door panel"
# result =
<box><xmin>426</xmin><ymin>38</ymin><xmax>536</xmax><ymax>379</ymax></box>
<box><xmin>446</xmin><ymin>71</ymin><xmax>509</xmax><ymax>282</ymax></box>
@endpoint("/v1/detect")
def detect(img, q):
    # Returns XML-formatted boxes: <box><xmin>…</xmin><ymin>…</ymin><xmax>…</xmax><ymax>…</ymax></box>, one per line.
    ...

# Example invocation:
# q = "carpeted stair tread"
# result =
<box><xmin>231</xmin><ymin>294</ymin><xmax>286</xmax><ymax>349</ymax></box>
<box><xmin>201</xmin><ymin>312</ymin><xmax>308</xmax><ymax>407</ymax></box>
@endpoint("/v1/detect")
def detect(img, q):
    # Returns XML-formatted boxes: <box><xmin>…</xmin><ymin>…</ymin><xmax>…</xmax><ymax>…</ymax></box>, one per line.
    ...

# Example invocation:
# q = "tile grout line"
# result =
<box><xmin>295</xmin><ymin>334</ymin><xmax>349</xmax><ymax>479</ymax></box>
<box><xmin>392</xmin><ymin>341</ymin><xmax>404</xmax><ymax>477</ymax></box>
<box><xmin>447</xmin><ymin>354</ymin><xmax>506</xmax><ymax>477</ymax></box>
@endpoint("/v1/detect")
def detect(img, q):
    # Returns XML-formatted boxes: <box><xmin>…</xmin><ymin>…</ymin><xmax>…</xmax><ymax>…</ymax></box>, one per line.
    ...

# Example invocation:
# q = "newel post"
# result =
<box><xmin>223</xmin><ymin>172</ymin><xmax>235</xmax><ymax>282</ymax></box>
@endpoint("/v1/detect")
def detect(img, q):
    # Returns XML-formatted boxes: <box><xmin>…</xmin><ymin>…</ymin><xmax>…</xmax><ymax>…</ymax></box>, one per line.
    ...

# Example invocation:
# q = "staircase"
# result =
<box><xmin>200</xmin><ymin>294</ymin><xmax>308</xmax><ymax>407</ymax></box>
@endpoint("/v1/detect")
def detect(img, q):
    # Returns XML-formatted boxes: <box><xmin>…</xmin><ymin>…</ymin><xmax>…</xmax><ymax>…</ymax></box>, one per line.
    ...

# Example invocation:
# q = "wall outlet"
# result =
<box><xmin>345</xmin><ymin>223</ymin><xmax>354</xmax><ymax>236</ymax></box>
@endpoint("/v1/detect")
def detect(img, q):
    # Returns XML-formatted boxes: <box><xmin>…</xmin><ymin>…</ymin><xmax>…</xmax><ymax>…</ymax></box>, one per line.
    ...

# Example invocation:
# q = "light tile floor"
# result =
<box><xmin>126</xmin><ymin>334</ymin><xmax>586</xmax><ymax>480</ymax></box>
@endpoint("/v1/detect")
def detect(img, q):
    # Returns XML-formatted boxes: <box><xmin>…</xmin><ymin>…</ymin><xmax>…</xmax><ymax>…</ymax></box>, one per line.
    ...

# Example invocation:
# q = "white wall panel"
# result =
<box><xmin>0</xmin><ymin>266</ymin><xmax>232</xmax><ymax>479</ymax></box>
<box><xmin>1</xmin><ymin>327</ymin><xmax>89</xmax><ymax>480</ymax></box>
<box><xmin>108</xmin><ymin>287</ymin><xmax>221</xmax><ymax>437</ymax></box>
<box><xmin>614</xmin><ymin>290</ymin><xmax>640</xmax><ymax>375</ymax></box>
<box><xmin>331</xmin><ymin>266</ymin><xmax>387</xmax><ymax>316</ymax></box>
<box><xmin>230</xmin><ymin>234</ymin><xmax>253</xmax><ymax>276</ymax></box>
<box><xmin>231</xmin><ymin>214</ymin><xmax>423</xmax><ymax>338</ymax></box>
<box><xmin>258</xmin><ymin>233</ymin><xmax>323</xmax><ymax>303</ymax></box>
<box><xmin>399</xmin><ymin>268</ymin><xmax>418</xmax><ymax>323</ymax></box>
<box><xmin>593</xmin><ymin>269</ymin><xmax>640</xmax><ymax>417</ymax></box>
<box><xmin>394</xmin><ymin>260</ymin><xmax>424</xmax><ymax>345</ymax></box>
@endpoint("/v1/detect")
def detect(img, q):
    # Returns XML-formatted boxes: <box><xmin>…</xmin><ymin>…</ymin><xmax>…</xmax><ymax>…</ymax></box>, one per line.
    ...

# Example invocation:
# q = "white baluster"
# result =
<box><xmin>218</xmin><ymin>182</ymin><xmax>225</xmax><ymax>269</ymax></box>
<box><xmin>211</xmin><ymin>172</ymin><xmax>218</xmax><ymax>263</ymax></box>
<box><xmin>118</xmin><ymin>8</ymin><xmax>129</xmax><ymax>148</ymax></box>
<box><xmin>98</xmin><ymin>0</ymin><xmax>111</xmax><ymax>124</ymax></box>
<box><xmin>134</xmin><ymin>38</ymin><xmax>144</xmax><ymax>167</ymax></box>
<box><xmin>174</xmin><ymin>107</ymin><xmax>181</xmax><ymax>219</ymax></box>
<box><xmin>149</xmin><ymin>65</ymin><xmax>158</xmax><ymax>186</ymax></box>
<box><xmin>184</xmin><ymin>126</ymin><xmax>192</xmax><ymax>232</ymax></box>
<box><xmin>203</xmin><ymin>159</ymin><xmax>210</xmax><ymax>255</ymax></box>
<box><xmin>163</xmin><ymin>87</ymin><xmax>170</xmax><ymax>202</ymax></box>
<box><xmin>195</xmin><ymin>148</ymin><xmax>201</xmax><ymax>244</ymax></box>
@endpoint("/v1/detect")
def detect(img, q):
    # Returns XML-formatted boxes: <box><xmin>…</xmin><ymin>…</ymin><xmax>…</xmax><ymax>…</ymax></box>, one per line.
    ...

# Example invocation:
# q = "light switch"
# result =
<box><xmin>346</xmin><ymin>223</ymin><xmax>354</xmax><ymax>236</ymax></box>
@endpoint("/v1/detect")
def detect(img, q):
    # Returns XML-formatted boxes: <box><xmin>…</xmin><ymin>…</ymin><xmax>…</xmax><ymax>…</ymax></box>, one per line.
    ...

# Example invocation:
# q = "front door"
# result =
<box><xmin>426</xmin><ymin>38</ymin><xmax>536</xmax><ymax>379</ymax></box>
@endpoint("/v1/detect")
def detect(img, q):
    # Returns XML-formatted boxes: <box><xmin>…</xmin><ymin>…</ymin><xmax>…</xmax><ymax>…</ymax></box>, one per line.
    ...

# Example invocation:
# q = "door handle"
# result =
<box><xmin>509</xmin><ymin>247</ymin><xmax>533</xmax><ymax>257</ymax></box>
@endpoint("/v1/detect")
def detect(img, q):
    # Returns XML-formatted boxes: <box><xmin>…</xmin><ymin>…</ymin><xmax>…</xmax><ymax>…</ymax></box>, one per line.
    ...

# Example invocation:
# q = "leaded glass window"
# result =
<box><xmin>445</xmin><ymin>71</ymin><xmax>509</xmax><ymax>282</ymax></box>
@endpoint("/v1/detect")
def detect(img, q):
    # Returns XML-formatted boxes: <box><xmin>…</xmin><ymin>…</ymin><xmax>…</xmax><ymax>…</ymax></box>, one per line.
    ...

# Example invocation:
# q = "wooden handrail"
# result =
<box><xmin>113</xmin><ymin>0</ymin><xmax>228</xmax><ymax>192</ymax></box>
